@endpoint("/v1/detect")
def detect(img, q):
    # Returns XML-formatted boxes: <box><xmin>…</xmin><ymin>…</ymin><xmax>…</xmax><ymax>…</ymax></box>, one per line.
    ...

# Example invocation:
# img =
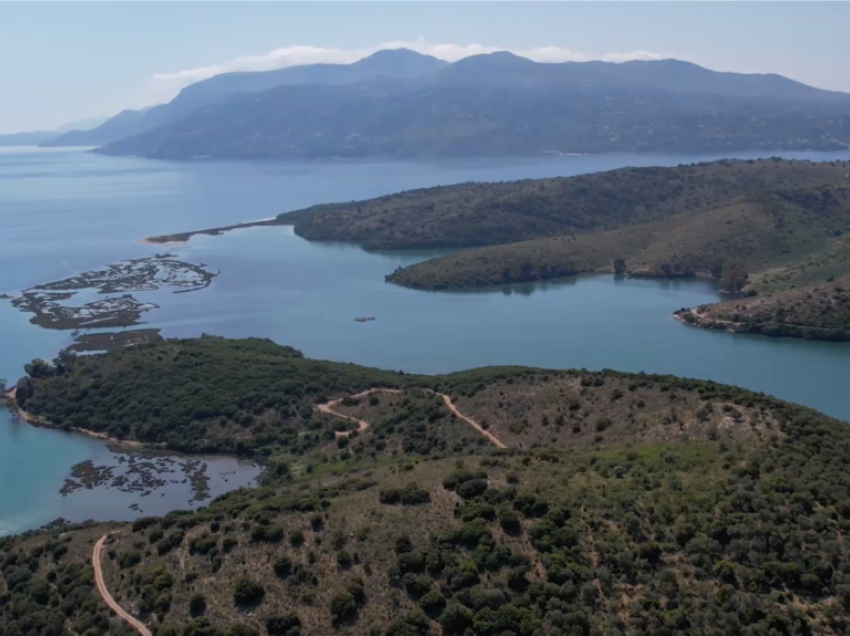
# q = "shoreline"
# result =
<box><xmin>140</xmin><ymin>217</ymin><xmax>286</xmax><ymax>246</ymax></box>
<box><xmin>388</xmin><ymin>267</ymin><xmax>718</xmax><ymax>292</ymax></box>
<box><xmin>672</xmin><ymin>307</ymin><xmax>850</xmax><ymax>344</ymax></box>
<box><xmin>3</xmin><ymin>387</ymin><xmax>147</xmax><ymax>448</ymax></box>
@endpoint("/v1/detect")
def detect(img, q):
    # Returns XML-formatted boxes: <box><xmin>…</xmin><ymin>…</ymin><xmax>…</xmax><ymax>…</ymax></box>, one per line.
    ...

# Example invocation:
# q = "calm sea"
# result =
<box><xmin>1</xmin><ymin>147</ymin><xmax>849</xmax><ymax>535</ymax></box>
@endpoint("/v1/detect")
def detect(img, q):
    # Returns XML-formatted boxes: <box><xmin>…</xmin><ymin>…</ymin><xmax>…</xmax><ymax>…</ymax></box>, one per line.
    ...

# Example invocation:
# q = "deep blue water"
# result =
<box><xmin>1</xmin><ymin>146</ymin><xmax>849</xmax><ymax>536</ymax></box>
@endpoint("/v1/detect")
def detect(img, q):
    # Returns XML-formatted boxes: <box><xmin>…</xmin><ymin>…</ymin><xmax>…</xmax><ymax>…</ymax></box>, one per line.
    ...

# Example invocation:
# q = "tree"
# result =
<box><xmin>719</xmin><ymin>262</ymin><xmax>749</xmax><ymax>293</ymax></box>
<box><xmin>439</xmin><ymin>603</ymin><xmax>474</xmax><ymax>634</ymax></box>
<box><xmin>613</xmin><ymin>258</ymin><xmax>627</xmax><ymax>275</ymax></box>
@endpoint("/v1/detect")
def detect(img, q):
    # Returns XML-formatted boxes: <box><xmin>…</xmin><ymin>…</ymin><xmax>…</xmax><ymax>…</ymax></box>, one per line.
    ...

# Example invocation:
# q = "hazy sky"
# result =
<box><xmin>2</xmin><ymin>2</ymin><xmax>849</xmax><ymax>134</ymax></box>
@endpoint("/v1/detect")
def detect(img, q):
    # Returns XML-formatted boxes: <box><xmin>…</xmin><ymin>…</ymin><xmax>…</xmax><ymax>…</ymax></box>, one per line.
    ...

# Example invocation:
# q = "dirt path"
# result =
<box><xmin>316</xmin><ymin>388</ymin><xmax>507</xmax><ymax>449</ymax></box>
<box><xmin>92</xmin><ymin>533</ymin><xmax>152</xmax><ymax>636</ymax></box>
<box><xmin>435</xmin><ymin>392</ymin><xmax>507</xmax><ymax>449</ymax></box>
<box><xmin>317</xmin><ymin>388</ymin><xmax>402</xmax><ymax>437</ymax></box>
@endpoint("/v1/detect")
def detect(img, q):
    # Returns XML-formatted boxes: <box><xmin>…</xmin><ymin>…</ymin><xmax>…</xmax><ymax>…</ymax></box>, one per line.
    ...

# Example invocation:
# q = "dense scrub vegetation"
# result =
<box><xmin>4</xmin><ymin>351</ymin><xmax>850</xmax><ymax>635</ymax></box>
<box><xmin>14</xmin><ymin>337</ymin><xmax>414</xmax><ymax>456</ymax></box>
<box><xmin>677</xmin><ymin>272</ymin><xmax>850</xmax><ymax>342</ymax></box>
<box><xmin>16</xmin><ymin>335</ymin><xmax>838</xmax><ymax>460</ymax></box>
<box><xmin>386</xmin><ymin>185</ymin><xmax>850</xmax><ymax>290</ymax></box>
<box><xmin>275</xmin><ymin>158</ymin><xmax>850</xmax><ymax>251</ymax></box>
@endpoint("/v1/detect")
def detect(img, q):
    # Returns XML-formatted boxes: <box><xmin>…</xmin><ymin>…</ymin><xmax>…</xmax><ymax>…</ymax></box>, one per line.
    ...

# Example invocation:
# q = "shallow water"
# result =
<box><xmin>1</xmin><ymin>147</ymin><xmax>849</xmax><ymax>535</ymax></box>
<box><xmin>0</xmin><ymin>408</ymin><xmax>260</xmax><ymax>537</ymax></box>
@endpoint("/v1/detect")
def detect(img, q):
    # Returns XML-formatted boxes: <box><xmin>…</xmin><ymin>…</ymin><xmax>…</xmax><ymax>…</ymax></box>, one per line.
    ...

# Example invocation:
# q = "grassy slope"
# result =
<box><xmin>4</xmin><ymin>342</ymin><xmax>850</xmax><ymax>636</ymax></box>
<box><xmin>277</xmin><ymin>159</ymin><xmax>850</xmax><ymax>250</ymax></box>
<box><xmin>677</xmin><ymin>273</ymin><xmax>850</xmax><ymax>342</ymax></box>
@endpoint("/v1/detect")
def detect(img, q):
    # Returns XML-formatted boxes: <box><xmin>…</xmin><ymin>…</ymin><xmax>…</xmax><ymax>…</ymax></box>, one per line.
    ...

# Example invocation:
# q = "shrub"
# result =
<box><xmin>183</xmin><ymin>618</ymin><xmax>222</xmax><ymax>636</ymax></box>
<box><xmin>380</xmin><ymin>484</ymin><xmax>431</xmax><ymax>506</ymax></box>
<box><xmin>498</xmin><ymin>507</ymin><xmax>522</xmax><ymax>534</ymax></box>
<box><xmin>337</xmin><ymin>550</ymin><xmax>353</xmax><ymax>569</ymax></box>
<box><xmin>250</xmin><ymin>525</ymin><xmax>283</xmax><ymax>543</ymax></box>
<box><xmin>224</xmin><ymin>625</ymin><xmax>259</xmax><ymax>636</ymax></box>
<box><xmin>439</xmin><ymin>603</ymin><xmax>474</xmax><ymax>634</ymax></box>
<box><xmin>274</xmin><ymin>555</ymin><xmax>293</xmax><ymax>578</ymax></box>
<box><xmin>387</xmin><ymin>609</ymin><xmax>430</xmax><ymax>636</ymax></box>
<box><xmin>189</xmin><ymin>533</ymin><xmax>217</xmax><ymax>555</ymax></box>
<box><xmin>265</xmin><ymin>613</ymin><xmax>301</xmax><ymax>636</ymax></box>
<box><xmin>233</xmin><ymin>578</ymin><xmax>265</xmax><ymax>607</ymax></box>
<box><xmin>329</xmin><ymin>591</ymin><xmax>358</xmax><ymax>624</ymax></box>
<box><xmin>189</xmin><ymin>593</ymin><xmax>207</xmax><ymax>617</ymax></box>
<box><xmin>456</xmin><ymin>479</ymin><xmax>488</xmax><ymax>500</ymax></box>
<box><xmin>419</xmin><ymin>589</ymin><xmax>446</xmax><ymax>615</ymax></box>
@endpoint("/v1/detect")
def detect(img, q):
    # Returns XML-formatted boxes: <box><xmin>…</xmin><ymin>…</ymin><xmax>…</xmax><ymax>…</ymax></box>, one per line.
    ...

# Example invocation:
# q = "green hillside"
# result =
<box><xmin>4</xmin><ymin>337</ymin><xmax>850</xmax><ymax>636</ymax></box>
<box><xmin>387</xmin><ymin>188</ymin><xmax>850</xmax><ymax>290</ymax></box>
<box><xmin>274</xmin><ymin>159</ymin><xmax>850</xmax><ymax>250</ymax></box>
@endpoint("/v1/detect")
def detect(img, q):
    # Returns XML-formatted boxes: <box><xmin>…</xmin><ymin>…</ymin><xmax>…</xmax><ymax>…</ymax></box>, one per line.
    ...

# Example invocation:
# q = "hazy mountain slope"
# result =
<box><xmin>43</xmin><ymin>49</ymin><xmax>446</xmax><ymax>148</ymax></box>
<box><xmin>40</xmin><ymin>108</ymin><xmax>152</xmax><ymax>147</ymax></box>
<box><xmin>171</xmin><ymin>48</ymin><xmax>447</xmax><ymax>112</ymax></box>
<box><xmin>429</xmin><ymin>53</ymin><xmax>850</xmax><ymax>102</ymax></box>
<box><xmin>94</xmin><ymin>54</ymin><xmax>850</xmax><ymax>159</ymax></box>
<box><xmin>0</xmin><ymin>131</ymin><xmax>57</xmax><ymax>147</ymax></box>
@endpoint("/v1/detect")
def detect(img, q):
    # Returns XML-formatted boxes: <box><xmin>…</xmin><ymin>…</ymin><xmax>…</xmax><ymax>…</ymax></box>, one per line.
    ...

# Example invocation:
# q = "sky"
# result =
<box><xmin>2</xmin><ymin>2</ymin><xmax>850</xmax><ymax>134</ymax></box>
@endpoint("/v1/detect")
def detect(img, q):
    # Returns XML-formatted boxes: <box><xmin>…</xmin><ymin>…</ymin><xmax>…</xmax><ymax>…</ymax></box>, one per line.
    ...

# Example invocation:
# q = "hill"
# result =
<box><xmin>144</xmin><ymin>158</ymin><xmax>848</xmax><ymax>250</ymax></box>
<box><xmin>386</xmin><ymin>187</ymin><xmax>850</xmax><ymax>290</ymax></box>
<box><xmin>4</xmin><ymin>337</ymin><xmax>850</xmax><ymax>636</ymax></box>
<box><xmin>676</xmin><ymin>273</ymin><xmax>850</xmax><ymax>342</ymax></box>
<box><xmin>43</xmin><ymin>50</ymin><xmax>447</xmax><ymax>148</ymax></box>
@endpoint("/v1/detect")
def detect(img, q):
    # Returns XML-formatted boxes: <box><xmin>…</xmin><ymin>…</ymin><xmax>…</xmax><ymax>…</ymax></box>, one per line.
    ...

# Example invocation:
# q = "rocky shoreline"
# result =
<box><xmin>673</xmin><ymin>306</ymin><xmax>850</xmax><ymax>343</ymax></box>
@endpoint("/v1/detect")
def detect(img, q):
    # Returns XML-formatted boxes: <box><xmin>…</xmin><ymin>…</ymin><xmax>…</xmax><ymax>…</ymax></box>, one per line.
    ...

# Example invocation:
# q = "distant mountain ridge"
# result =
<box><xmin>0</xmin><ymin>115</ymin><xmax>108</xmax><ymax>147</ymax></box>
<box><xmin>42</xmin><ymin>48</ymin><xmax>850</xmax><ymax>158</ymax></box>
<box><xmin>43</xmin><ymin>49</ymin><xmax>449</xmax><ymax>148</ymax></box>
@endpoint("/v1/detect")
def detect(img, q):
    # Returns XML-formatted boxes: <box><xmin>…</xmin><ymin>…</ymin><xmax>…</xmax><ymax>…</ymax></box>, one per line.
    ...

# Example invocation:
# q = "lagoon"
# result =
<box><xmin>1</xmin><ymin>147</ymin><xmax>849</xmax><ymax>535</ymax></box>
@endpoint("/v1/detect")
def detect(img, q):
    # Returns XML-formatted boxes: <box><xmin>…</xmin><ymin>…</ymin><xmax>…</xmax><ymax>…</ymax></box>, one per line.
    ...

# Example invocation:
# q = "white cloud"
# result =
<box><xmin>145</xmin><ymin>39</ymin><xmax>680</xmax><ymax>104</ymax></box>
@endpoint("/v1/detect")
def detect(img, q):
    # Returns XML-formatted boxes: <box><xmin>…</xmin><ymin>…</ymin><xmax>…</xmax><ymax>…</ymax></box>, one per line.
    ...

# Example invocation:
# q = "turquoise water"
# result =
<box><xmin>2</xmin><ymin>147</ymin><xmax>849</xmax><ymax>535</ymax></box>
<box><xmin>0</xmin><ymin>408</ymin><xmax>260</xmax><ymax>537</ymax></box>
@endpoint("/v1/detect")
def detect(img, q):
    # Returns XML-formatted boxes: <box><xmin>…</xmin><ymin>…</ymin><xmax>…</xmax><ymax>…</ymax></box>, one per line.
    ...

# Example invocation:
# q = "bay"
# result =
<box><xmin>1</xmin><ymin>147</ymin><xmax>849</xmax><ymax>536</ymax></box>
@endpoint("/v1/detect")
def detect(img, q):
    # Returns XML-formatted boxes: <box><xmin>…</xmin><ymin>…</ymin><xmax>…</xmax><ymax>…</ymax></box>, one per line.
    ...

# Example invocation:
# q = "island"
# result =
<box><xmin>2</xmin><ymin>335</ymin><xmax>850</xmax><ymax>636</ymax></box>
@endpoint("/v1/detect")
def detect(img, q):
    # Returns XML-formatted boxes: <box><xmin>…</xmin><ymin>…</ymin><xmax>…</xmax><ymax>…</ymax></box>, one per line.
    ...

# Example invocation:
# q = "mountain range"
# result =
<box><xmin>41</xmin><ymin>49</ymin><xmax>448</xmax><ymax>148</ymax></box>
<box><xmin>0</xmin><ymin>116</ymin><xmax>108</xmax><ymax>148</ymax></box>
<box><xmin>35</xmin><ymin>49</ymin><xmax>850</xmax><ymax>158</ymax></box>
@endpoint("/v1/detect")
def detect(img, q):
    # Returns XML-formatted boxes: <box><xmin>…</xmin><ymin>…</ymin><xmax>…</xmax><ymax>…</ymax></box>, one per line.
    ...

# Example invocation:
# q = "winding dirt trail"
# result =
<box><xmin>317</xmin><ymin>388</ymin><xmax>402</xmax><ymax>437</ymax></box>
<box><xmin>92</xmin><ymin>533</ymin><xmax>152</xmax><ymax>636</ymax></box>
<box><xmin>317</xmin><ymin>388</ymin><xmax>507</xmax><ymax>449</ymax></box>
